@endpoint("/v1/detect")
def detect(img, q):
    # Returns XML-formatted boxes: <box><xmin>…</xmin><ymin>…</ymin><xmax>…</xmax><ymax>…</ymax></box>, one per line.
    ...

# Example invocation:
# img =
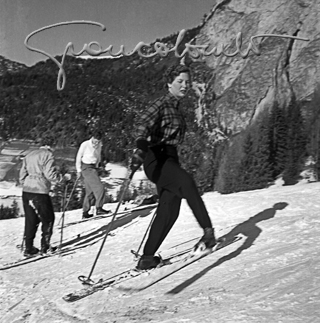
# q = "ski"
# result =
<box><xmin>116</xmin><ymin>234</ymin><xmax>243</xmax><ymax>292</ymax></box>
<box><xmin>0</xmin><ymin>247</ymin><xmax>75</xmax><ymax>271</ymax></box>
<box><xmin>62</xmin><ymin>243</ymin><xmax>196</xmax><ymax>303</ymax></box>
<box><xmin>64</xmin><ymin>204</ymin><xmax>157</xmax><ymax>228</ymax></box>
<box><xmin>62</xmin><ymin>250</ymin><xmax>183</xmax><ymax>303</ymax></box>
<box><xmin>63</xmin><ymin>213</ymin><xmax>113</xmax><ymax>227</ymax></box>
<box><xmin>62</xmin><ymin>234</ymin><xmax>242</xmax><ymax>302</ymax></box>
<box><xmin>62</xmin><ymin>269</ymin><xmax>142</xmax><ymax>302</ymax></box>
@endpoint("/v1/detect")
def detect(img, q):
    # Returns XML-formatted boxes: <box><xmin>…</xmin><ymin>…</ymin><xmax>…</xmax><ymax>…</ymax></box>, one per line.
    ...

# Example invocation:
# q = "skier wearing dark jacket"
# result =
<box><xmin>19</xmin><ymin>136</ymin><xmax>61</xmax><ymax>257</ymax></box>
<box><xmin>131</xmin><ymin>64</ymin><xmax>216</xmax><ymax>270</ymax></box>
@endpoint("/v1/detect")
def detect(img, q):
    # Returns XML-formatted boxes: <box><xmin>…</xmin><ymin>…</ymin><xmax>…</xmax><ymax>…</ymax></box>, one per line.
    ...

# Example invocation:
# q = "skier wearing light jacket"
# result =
<box><xmin>130</xmin><ymin>64</ymin><xmax>216</xmax><ymax>270</ymax></box>
<box><xmin>19</xmin><ymin>136</ymin><xmax>62</xmax><ymax>257</ymax></box>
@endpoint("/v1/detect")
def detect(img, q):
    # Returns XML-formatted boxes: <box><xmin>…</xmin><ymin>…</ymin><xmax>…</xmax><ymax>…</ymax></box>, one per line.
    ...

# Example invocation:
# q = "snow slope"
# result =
<box><xmin>0</xmin><ymin>181</ymin><xmax>320</xmax><ymax>323</ymax></box>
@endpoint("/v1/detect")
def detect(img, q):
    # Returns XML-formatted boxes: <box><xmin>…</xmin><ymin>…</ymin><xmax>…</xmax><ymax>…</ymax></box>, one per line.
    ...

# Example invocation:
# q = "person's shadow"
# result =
<box><xmin>167</xmin><ymin>202</ymin><xmax>288</xmax><ymax>294</ymax></box>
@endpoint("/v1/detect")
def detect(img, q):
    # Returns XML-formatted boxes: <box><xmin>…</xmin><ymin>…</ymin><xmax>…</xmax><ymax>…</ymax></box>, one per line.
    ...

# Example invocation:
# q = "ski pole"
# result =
<box><xmin>16</xmin><ymin>230</ymin><xmax>25</xmax><ymax>252</ymax></box>
<box><xmin>58</xmin><ymin>182</ymin><xmax>69</xmax><ymax>254</ymax></box>
<box><xmin>57</xmin><ymin>178</ymin><xmax>79</xmax><ymax>227</ymax></box>
<box><xmin>131</xmin><ymin>208</ymin><xmax>157</xmax><ymax>259</ymax></box>
<box><xmin>20</xmin><ymin>233</ymin><xmax>25</xmax><ymax>252</ymax></box>
<box><xmin>78</xmin><ymin>170</ymin><xmax>135</xmax><ymax>285</ymax></box>
<box><xmin>58</xmin><ymin>178</ymin><xmax>78</xmax><ymax>253</ymax></box>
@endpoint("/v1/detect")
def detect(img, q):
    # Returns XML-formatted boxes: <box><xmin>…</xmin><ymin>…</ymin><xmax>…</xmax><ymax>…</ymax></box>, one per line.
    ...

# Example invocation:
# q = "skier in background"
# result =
<box><xmin>130</xmin><ymin>63</ymin><xmax>216</xmax><ymax>270</ymax></box>
<box><xmin>76</xmin><ymin>130</ymin><xmax>110</xmax><ymax>219</ymax></box>
<box><xmin>19</xmin><ymin>135</ymin><xmax>66</xmax><ymax>257</ymax></box>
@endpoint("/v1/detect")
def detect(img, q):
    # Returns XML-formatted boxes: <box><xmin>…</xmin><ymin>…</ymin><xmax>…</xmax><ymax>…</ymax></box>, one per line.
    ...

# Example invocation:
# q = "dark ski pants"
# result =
<box><xmin>81</xmin><ymin>163</ymin><xmax>105</xmax><ymax>213</ymax></box>
<box><xmin>142</xmin><ymin>145</ymin><xmax>212</xmax><ymax>256</ymax></box>
<box><xmin>22</xmin><ymin>191</ymin><xmax>55</xmax><ymax>251</ymax></box>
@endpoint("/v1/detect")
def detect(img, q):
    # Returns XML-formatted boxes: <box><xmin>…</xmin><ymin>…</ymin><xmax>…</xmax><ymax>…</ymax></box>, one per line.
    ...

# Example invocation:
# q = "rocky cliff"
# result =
<box><xmin>195</xmin><ymin>0</ymin><xmax>320</xmax><ymax>133</ymax></box>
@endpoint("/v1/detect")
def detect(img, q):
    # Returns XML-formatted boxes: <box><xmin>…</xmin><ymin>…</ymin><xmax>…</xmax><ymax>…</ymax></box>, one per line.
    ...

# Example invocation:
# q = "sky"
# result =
<box><xmin>0</xmin><ymin>0</ymin><xmax>215</xmax><ymax>67</ymax></box>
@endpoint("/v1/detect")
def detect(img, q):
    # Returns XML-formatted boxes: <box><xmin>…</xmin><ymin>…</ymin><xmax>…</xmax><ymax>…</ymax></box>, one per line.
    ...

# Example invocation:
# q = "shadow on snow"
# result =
<box><xmin>166</xmin><ymin>202</ymin><xmax>288</xmax><ymax>294</ymax></box>
<box><xmin>58</xmin><ymin>205</ymin><xmax>156</xmax><ymax>252</ymax></box>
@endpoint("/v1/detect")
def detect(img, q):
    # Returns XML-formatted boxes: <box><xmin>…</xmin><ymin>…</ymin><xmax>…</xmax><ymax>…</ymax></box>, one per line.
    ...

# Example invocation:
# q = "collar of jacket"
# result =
<box><xmin>39</xmin><ymin>145</ymin><xmax>53</xmax><ymax>152</ymax></box>
<box><xmin>166</xmin><ymin>92</ymin><xmax>180</xmax><ymax>108</ymax></box>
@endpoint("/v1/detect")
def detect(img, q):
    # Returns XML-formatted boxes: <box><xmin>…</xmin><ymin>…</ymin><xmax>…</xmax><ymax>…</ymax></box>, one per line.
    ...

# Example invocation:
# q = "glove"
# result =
<box><xmin>130</xmin><ymin>149</ymin><xmax>146</xmax><ymax>172</ymax></box>
<box><xmin>63</xmin><ymin>173</ymin><xmax>71</xmax><ymax>181</ymax></box>
<box><xmin>58</xmin><ymin>173</ymin><xmax>71</xmax><ymax>184</ymax></box>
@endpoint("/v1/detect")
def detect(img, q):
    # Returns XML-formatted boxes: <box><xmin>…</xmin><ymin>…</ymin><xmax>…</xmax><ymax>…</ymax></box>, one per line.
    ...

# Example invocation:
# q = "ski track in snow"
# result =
<box><xmin>0</xmin><ymin>182</ymin><xmax>320</xmax><ymax>322</ymax></box>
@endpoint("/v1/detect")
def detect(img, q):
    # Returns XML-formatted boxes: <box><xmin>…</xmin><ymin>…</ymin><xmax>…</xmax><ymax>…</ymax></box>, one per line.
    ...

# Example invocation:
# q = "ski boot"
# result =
<box><xmin>82</xmin><ymin>211</ymin><xmax>93</xmax><ymax>219</ymax></box>
<box><xmin>41</xmin><ymin>245</ymin><xmax>58</xmax><ymax>255</ymax></box>
<box><xmin>96</xmin><ymin>207</ymin><xmax>111</xmax><ymax>215</ymax></box>
<box><xmin>23</xmin><ymin>246</ymin><xmax>40</xmax><ymax>258</ymax></box>
<box><xmin>136</xmin><ymin>255</ymin><xmax>161</xmax><ymax>270</ymax></box>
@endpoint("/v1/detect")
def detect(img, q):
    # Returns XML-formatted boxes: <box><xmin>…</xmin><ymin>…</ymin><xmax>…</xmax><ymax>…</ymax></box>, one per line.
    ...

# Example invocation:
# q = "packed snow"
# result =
<box><xmin>0</xmin><ymin>170</ymin><xmax>319</xmax><ymax>322</ymax></box>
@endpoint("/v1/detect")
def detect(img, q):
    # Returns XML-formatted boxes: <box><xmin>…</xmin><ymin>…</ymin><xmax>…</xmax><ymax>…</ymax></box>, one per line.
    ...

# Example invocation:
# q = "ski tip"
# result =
<box><xmin>62</xmin><ymin>294</ymin><xmax>73</xmax><ymax>302</ymax></box>
<box><xmin>62</xmin><ymin>294</ymin><xmax>82</xmax><ymax>303</ymax></box>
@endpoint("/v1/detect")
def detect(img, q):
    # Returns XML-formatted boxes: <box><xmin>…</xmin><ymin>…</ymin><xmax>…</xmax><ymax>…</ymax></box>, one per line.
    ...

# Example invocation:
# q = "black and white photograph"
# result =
<box><xmin>0</xmin><ymin>0</ymin><xmax>319</xmax><ymax>322</ymax></box>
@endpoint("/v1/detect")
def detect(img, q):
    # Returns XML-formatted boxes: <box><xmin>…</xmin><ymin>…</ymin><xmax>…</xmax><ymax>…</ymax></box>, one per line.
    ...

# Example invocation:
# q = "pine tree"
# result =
<box><xmin>0</xmin><ymin>205</ymin><xmax>4</xmax><ymax>220</ymax></box>
<box><xmin>306</xmin><ymin>84</ymin><xmax>320</xmax><ymax>181</ymax></box>
<box><xmin>237</xmin><ymin>111</ymin><xmax>273</xmax><ymax>192</ymax></box>
<box><xmin>317</xmin><ymin>139</ymin><xmax>320</xmax><ymax>180</ymax></box>
<box><xmin>269</xmin><ymin>101</ymin><xmax>288</xmax><ymax>177</ymax></box>
<box><xmin>215</xmin><ymin>140</ymin><xmax>242</xmax><ymax>194</ymax></box>
<box><xmin>251</xmin><ymin>118</ymin><xmax>273</xmax><ymax>189</ymax></box>
<box><xmin>212</xmin><ymin>140</ymin><xmax>228</xmax><ymax>191</ymax></box>
<box><xmin>283</xmin><ymin>99</ymin><xmax>307</xmax><ymax>185</ymax></box>
<box><xmin>316</xmin><ymin>125</ymin><xmax>320</xmax><ymax>180</ymax></box>
<box><xmin>238</xmin><ymin>131</ymin><xmax>255</xmax><ymax>191</ymax></box>
<box><xmin>11</xmin><ymin>200</ymin><xmax>20</xmax><ymax>218</ymax></box>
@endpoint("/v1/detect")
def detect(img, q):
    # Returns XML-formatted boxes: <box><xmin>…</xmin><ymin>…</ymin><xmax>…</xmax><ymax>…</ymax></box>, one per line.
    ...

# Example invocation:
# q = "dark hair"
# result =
<box><xmin>91</xmin><ymin>130</ymin><xmax>103</xmax><ymax>140</ymax></box>
<box><xmin>163</xmin><ymin>64</ymin><xmax>191</xmax><ymax>85</ymax></box>
<box><xmin>40</xmin><ymin>134</ymin><xmax>56</xmax><ymax>147</ymax></box>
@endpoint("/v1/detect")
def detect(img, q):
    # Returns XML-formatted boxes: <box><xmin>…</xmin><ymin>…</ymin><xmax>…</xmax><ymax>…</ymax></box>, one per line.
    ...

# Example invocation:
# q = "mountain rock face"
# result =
<box><xmin>195</xmin><ymin>0</ymin><xmax>320</xmax><ymax>133</ymax></box>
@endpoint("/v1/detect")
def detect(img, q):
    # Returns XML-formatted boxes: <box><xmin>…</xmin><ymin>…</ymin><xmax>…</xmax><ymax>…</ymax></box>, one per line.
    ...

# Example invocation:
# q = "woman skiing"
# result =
<box><xmin>131</xmin><ymin>63</ymin><xmax>216</xmax><ymax>270</ymax></box>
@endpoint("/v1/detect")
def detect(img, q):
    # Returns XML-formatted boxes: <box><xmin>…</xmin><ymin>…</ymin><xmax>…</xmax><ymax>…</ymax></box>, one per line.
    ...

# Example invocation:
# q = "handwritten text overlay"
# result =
<box><xmin>25</xmin><ymin>20</ymin><xmax>309</xmax><ymax>91</ymax></box>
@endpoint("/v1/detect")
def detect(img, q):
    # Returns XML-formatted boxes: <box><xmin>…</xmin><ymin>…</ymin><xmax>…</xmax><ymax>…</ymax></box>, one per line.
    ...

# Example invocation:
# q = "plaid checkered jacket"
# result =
<box><xmin>135</xmin><ymin>93</ymin><xmax>186</xmax><ymax>149</ymax></box>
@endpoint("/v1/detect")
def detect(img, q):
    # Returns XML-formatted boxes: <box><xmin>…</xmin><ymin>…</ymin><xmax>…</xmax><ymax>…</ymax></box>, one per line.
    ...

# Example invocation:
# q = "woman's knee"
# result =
<box><xmin>179</xmin><ymin>172</ymin><xmax>198</xmax><ymax>196</ymax></box>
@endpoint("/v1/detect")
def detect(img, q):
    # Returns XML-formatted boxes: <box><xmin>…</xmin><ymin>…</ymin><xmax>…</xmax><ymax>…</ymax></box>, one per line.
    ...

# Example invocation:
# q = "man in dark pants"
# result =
<box><xmin>131</xmin><ymin>64</ymin><xmax>216</xmax><ymax>270</ymax></box>
<box><xmin>19</xmin><ymin>136</ymin><xmax>62</xmax><ymax>257</ymax></box>
<box><xmin>22</xmin><ymin>193</ymin><xmax>55</xmax><ymax>256</ymax></box>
